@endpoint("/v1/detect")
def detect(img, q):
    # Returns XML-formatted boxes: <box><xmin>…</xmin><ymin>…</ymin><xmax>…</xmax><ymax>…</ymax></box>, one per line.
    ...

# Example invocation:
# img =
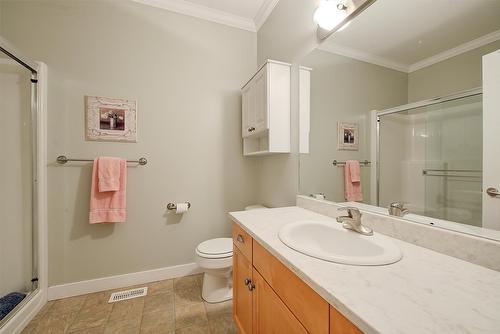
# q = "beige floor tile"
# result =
<box><xmin>175</xmin><ymin>303</ymin><xmax>208</xmax><ymax>329</ymax></box>
<box><xmin>174</xmin><ymin>286</ymin><xmax>202</xmax><ymax>307</ymax></box>
<box><xmin>208</xmin><ymin>313</ymin><xmax>238</xmax><ymax>334</ymax></box>
<box><xmin>147</xmin><ymin>279</ymin><xmax>174</xmax><ymax>296</ymax></box>
<box><xmin>173</xmin><ymin>275</ymin><xmax>199</xmax><ymax>291</ymax></box>
<box><xmin>35</xmin><ymin>311</ymin><xmax>77</xmax><ymax>334</ymax></box>
<box><xmin>140</xmin><ymin>308</ymin><xmax>175</xmax><ymax>334</ymax></box>
<box><xmin>108</xmin><ymin>298</ymin><xmax>144</xmax><ymax>322</ymax></box>
<box><xmin>204</xmin><ymin>300</ymin><xmax>232</xmax><ymax>321</ymax></box>
<box><xmin>20</xmin><ymin>319</ymin><xmax>39</xmax><ymax>334</ymax></box>
<box><xmin>67</xmin><ymin>326</ymin><xmax>105</xmax><ymax>334</ymax></box>
<box><xmin>49</xmin><ymin>295</ymin><xmax>86</xmax><ymax>314</ymax></box>
<box><xmin>143</xmin><ymin>293</ymin><xmax>174</xmax><ymax>314</ymax></box>
<box><xmin>103</xmin><ymin>317</ymin><xmax>141</xmax><ymax>334</ymax></box>
<box><xmin>67</xmin><ymin>303</ymin><xmax>113</xmax><ymax>332</ymax></box>
<box><xmin>175</xmin><ymin>323</ymin><xmax>211</xmax><ymax>334</ymax></box>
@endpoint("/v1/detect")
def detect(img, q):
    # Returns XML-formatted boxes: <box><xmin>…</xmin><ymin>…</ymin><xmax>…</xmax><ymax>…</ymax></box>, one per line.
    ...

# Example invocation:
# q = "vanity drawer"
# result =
<box><xmin>232</xmin><ymin>222</ymin><xmax>253</xmax><ymax>261</ymax></box>
<box><xmin>330</xmin><ymin>306</ymin><xmax>363</xmax><ymax>334</ymax></box>
<box><xmin>252</xmin><ymin>241</ymin><xmax>329</xmax><ymax>334</ymax></box>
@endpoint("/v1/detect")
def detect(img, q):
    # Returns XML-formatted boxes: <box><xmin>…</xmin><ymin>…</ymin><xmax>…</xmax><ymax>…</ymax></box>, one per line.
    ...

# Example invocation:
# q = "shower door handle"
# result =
<box><xmin>486</xmin><ymin>187</ymin><xmax>500</xmax><ymax>197</ymax></box>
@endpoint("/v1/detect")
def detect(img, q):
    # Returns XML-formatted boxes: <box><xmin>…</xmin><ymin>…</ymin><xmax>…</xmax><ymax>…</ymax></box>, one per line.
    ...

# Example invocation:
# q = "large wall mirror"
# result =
<box><xmin>299</xmin><ymin>0</ymin><xmax>500</xmax><ymax>240</ymax></box>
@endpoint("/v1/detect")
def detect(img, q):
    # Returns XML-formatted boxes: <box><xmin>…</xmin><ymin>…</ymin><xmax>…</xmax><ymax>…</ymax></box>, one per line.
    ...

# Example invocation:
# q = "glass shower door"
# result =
<box><xmin>423</xmin><ymin>95</ymin><xmax>483</xmax><ymax>226</ymax></box>
<box><xmin>0</xmin><ymin>50</ymin><xmax>35</xmax><ymax>323</ymax></box>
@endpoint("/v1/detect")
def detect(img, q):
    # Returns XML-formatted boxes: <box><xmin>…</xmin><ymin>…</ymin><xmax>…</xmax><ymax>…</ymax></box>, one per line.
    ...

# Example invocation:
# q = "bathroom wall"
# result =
<box><xmin>300</xmin><ymin>49</ymin><xmax>408</xmax><ymax>202</ymax></box>
<box><xmin>0</xmin><ymin>0</ymin><xmax>258</xmax><ymax>286</ymax></box>
<box><xmin>408</xmin><ymin>39</ymin><xmax>500</xmax><ymax>102</ymax></box>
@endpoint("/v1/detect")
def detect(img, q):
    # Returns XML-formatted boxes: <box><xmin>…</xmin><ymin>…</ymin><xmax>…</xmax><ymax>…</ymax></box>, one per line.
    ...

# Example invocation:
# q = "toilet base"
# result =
<box><xmin>201</xmin><ymin>270</ymin><xmax>233</xmax><ymax>303</ymax></box>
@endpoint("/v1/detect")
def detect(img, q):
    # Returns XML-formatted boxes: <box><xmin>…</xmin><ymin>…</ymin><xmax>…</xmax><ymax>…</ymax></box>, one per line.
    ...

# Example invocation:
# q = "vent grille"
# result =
<box><xmin>108</xmin><ymin>287</ymin><xmax>148</xmax><ymax>303</ymax></box>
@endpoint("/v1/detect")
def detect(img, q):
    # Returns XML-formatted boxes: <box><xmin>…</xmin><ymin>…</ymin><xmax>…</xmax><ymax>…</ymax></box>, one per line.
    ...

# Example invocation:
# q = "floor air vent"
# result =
<box><xmin>108</xmin><ymin>287</ymin><xmax>148</xmax><ymax>303</ymax></box>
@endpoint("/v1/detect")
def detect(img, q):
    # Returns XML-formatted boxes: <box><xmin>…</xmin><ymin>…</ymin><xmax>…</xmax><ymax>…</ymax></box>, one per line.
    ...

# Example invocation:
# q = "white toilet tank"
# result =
<box><xmin>244</xmin><ymin>204</ymin><xmax>267</xmax><ymax>211</ymax></box>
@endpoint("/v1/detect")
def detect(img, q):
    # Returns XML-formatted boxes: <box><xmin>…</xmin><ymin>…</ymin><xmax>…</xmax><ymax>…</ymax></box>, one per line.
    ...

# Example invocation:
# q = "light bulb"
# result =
<box><xmin>313</xmin><ymin>0</ymin><xmax>348</xmax><ymax>31</ymax></box>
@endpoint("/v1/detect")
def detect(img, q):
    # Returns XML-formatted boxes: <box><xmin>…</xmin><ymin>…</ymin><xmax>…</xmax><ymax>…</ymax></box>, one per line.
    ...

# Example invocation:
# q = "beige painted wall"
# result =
<box><xmin>408</xmin><ymin>40</ymin><xmax>500</xmax><ymax>102</ymax></box>
<box><xmin>300</xmin><ymin>49</ymin><xmax>408</xmax><ymax>203</ymax></box>
<box><xmin>1</xmin><ymin>0</ymin><xmax>258</xmax><ymax>285</ymax></box>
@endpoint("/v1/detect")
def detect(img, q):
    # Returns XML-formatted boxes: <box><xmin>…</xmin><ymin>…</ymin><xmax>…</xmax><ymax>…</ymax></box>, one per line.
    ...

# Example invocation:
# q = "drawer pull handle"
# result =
<box><xmin>248</xmin><ymin>127</ymin><xmax>256</xmax><ymax>132</ymax></box>
<box><xmin>236</xmin><ymin>234</ymin><xmax>244</xmax><ymax>243</ymax></box>
<box><xmin>247</xmin><ymin>282</ymin><xmax>256</xmax><ymax>291</ymax></box>
<box><xmin>244</xmin><ymin>278</ymin><xmax>251</xmax><ymax>286</ymax></box>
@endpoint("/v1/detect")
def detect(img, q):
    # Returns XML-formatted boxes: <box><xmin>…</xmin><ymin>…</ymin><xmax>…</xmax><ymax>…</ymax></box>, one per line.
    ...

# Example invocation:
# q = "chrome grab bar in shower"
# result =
<box><xmin>422</xmin><ymin>168</ymin><xmax>482</xmax><ymax>178</ymax></box>
<box><xmin>56</xmin><ymin>155</ymin><xmax>148</xmax><ymax>165</ymax></box>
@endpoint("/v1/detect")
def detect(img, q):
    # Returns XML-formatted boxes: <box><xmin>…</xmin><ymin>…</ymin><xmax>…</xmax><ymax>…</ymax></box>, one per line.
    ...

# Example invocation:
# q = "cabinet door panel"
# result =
<box><xmin>253</xmin><ymin>241</ymin><xmax>329</xmax><ymax>334</ymax></box>
<box><xmin>330</xmin><ymin>306</ymin><xmax>363</xmax><ymax>334</ymax></box>
<box><xmin>252</xmin><ymin>269</ymin><xmax>307</xmax><ymax>334</ymax></box>
<box><xmin>233</xmin><ymin>246</ymin><xmax>253</xmax><ymax>334</ymax></box>
<box><xmin>241</xmin><ymin>86</ymin><xmax>251</xmax><ymax>137</ymax></box>
<box><xmin>252</xmin><ymin>68</ymin><xmax>268</xmax><ymax>134</ymax></box>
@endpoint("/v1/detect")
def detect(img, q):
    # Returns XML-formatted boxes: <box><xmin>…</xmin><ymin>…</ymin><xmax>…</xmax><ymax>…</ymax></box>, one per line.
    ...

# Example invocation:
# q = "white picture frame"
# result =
<box><xmin>85</xmin><ymin>95</ymin><xmax>137</xmax><ymax>142</ymax></box>
<box><xmin>338</xmin><ymin>121</ymin><xmax>359</xmax><ymax>151</ymax></box>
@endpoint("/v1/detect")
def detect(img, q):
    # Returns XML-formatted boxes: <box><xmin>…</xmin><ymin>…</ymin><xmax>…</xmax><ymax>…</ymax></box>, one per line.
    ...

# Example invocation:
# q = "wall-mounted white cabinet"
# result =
<box><xmin>241</xmin><ymin>60</ymin><xmax>291</xmax><ymax>156</ymax></box>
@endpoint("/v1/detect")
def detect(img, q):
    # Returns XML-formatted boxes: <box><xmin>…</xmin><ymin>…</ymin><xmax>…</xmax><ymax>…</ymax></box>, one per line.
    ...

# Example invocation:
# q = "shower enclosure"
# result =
<box><xmin>0</xmin><ymin>37</ymin><xmax>46</xmax><ymax>333</ymax></box>
<box><xmin>376</xmin><ymin>89</ymin><xmax>483</xmax><ymax>227</ymax></box>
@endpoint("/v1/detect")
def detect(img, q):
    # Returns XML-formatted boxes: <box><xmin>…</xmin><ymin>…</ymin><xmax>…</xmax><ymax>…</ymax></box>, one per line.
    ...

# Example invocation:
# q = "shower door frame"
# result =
<box><xmin>374</xmin><ymin>87</ymin><xmax>483</xmax><ymax>207</ymax></box>
<box><xmin>0</xmin><ymin>36</ymin><xmax>47</xmax><ymax>334</ymax></box>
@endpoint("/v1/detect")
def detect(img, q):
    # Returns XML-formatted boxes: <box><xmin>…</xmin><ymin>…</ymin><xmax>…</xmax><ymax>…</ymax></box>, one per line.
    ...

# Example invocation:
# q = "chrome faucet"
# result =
<box><xmin>388</xmin><ymin>202</ymin><xmax>409</xmax><ymax>217</ymax></box>
<box><xmin>336</xmin><ymin>207</ymin><xmax>373</xmax><ymax>236</ymax></box>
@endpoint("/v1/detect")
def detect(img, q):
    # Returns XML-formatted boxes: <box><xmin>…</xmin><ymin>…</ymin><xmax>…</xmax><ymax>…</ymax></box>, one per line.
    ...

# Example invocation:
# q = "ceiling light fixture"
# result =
<box><xmin>313</xmin><ymin>0</ymin><xmax>349</xmax><ymax>31</ymax></box>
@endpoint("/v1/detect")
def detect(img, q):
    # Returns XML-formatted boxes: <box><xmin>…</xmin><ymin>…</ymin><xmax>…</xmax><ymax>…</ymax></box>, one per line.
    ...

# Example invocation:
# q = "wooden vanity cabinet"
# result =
<box><xmin>232</xmin><ymin>222</ymin><xmax>363</xmax><ymax>334</ymax></box>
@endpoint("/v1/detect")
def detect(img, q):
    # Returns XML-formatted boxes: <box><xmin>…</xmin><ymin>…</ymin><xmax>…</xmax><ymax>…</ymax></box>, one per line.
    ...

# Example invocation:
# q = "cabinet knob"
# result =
<box><xmin>247</xmin><ymin>127</ymin><xmax>256</xmax><ymax>132</ymax></box>
<box><xmin>247</xmin><ymin>282</ymin><xmax>256</xmax><ymax>291</ymax></box>
<box><xmin>236</xmin><ymin>234</ymin><xmax>245</xmax><ymax>243</ymax></box>
<box><xmin>244</xmin><ymin>278</ymin><xmax>251</xmax><ymax>286</ymax></box>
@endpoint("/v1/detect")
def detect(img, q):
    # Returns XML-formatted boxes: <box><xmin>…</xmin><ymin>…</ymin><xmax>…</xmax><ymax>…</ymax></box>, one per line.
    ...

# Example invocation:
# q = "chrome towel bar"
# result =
<box><xmin>332</xmin><ymin>160</ymin><xmax>371</xmax><ymax>167</ymax></box>
<box><xmin>56</xmin><ymin>155</ymin><xmax>147</xmax><ymax>165</ymax></box>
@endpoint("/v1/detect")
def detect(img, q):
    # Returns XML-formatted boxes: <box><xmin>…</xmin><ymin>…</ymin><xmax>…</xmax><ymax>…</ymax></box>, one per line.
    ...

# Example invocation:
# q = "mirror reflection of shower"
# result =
<box><xmin>376</xmin><ymin>91</ymin><xmax>483</xmax><ymax>227</ymax></box>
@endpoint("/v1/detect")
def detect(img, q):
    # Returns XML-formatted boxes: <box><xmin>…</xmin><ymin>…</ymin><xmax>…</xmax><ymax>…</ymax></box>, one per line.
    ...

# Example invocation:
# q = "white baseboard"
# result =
<box><xmin>48</xmin><ymin>263</ymin><xmax>202</xmax><ymax>301</ymax></box>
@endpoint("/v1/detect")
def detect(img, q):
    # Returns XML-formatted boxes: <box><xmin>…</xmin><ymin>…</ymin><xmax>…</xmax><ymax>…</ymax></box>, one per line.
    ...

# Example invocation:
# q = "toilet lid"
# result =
<box><xmin>197</xmin><ymin>238</ymin><xmax>233</xmax><ymax>256</ymax></box>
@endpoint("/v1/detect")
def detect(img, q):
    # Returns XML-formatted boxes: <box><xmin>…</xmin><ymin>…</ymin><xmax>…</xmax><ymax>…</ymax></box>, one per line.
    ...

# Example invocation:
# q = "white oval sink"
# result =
<box><xmin>278</xmin><ymin>220</ymin><xmax>402</xmax><ymax>266</ymax></box>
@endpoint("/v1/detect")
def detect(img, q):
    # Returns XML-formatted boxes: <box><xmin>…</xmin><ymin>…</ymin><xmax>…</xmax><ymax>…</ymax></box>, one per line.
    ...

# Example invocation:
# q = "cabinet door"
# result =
<box><xmin>330</xmin><ymin>306</ymin><xmax>363</xmax><ymax>334</ymax></box>
<box><xmin>252</xmin><ymin>67</ymin><xmax>268</xmax><ymax>134</ymax></box>
<box><xmin>241</xmin><ymin>85</ymin><xmax>253</xmax><ymax>138</ymax></box>
<box><xmin>233</xmin><ymin>246</ymin><xmax>253</xmax><ymax>334</ymax></box>
<box><xmin>252</xmin><ymin>269</ymin><xmax>308</xmax><ymax>334</ymax></box>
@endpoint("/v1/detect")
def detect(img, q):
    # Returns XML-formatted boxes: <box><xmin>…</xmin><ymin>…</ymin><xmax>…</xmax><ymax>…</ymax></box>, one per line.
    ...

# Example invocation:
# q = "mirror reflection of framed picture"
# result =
<box><xmin>85</xmin><ymin>96</ymin><xmax>137</xmax><ymax>142</ymax></box>
<box><xmin>338</xmin><ymin>122</ymin><xmax>359</xmax><ymax>151</ymax></box>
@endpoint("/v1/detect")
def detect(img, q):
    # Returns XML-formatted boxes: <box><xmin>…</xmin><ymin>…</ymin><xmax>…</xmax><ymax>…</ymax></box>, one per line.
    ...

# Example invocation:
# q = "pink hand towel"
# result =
<box><xmin>344</xmin><ymin>160</ymin><xmax>363</xmax><ymax>202</ymax></box>
<box><xmin>98</xmin><ymin>157</ymin><xmax>122</xmax><ymax>192</ymax></box>
<box><xmin>89</xmin><ymin>157</ymin><xmax>127</xmax><ymax>224</ymax></box>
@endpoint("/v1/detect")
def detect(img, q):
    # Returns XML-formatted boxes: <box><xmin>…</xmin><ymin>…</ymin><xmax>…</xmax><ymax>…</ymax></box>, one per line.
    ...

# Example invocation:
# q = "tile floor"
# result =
<box><xmin>21</xmin><ymin>274</ymin><xmax>237</xmax><ymax>334</ymax></box>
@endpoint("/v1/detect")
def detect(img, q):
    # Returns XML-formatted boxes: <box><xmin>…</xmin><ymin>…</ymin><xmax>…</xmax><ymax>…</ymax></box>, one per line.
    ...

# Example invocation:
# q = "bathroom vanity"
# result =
<box><xmin>229</xmin><ymin>206</ymin><xmax>500</xmax><ymax>334</ymax></box>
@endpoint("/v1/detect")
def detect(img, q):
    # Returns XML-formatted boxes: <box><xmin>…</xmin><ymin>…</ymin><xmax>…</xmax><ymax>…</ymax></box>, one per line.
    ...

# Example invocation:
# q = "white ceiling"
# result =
<box><xmin>321</xmin><ymin>0</ymin><xmax>500</xmax><ymax>72</ymax></box>
<box><xmin>132</xmin><ymin>0</ymin><xmax>280</xmax><ymax>32</ymax></box>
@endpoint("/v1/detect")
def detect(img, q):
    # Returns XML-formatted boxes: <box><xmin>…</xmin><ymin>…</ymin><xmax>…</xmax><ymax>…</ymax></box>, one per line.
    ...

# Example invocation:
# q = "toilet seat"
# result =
<box><xmin>196</xmin><ymin>238</ymin><xmax>233</xmax><ymax>259</ymax></box>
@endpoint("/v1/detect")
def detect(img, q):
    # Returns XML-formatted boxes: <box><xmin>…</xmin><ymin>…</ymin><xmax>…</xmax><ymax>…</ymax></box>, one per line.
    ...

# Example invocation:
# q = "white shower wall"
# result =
<box><xmin>0</xmin><ymin>59</ymin><xmax>33</xmax><ymax>297</ymax></box>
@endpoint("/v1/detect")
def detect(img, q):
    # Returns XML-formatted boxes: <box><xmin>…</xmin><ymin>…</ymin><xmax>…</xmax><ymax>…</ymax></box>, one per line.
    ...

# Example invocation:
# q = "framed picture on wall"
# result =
<box><xmin>85</xmin><ymin>95</ymin><xmax>137</xmax><ymax>142</ymax></box>
<box><xmin>337</xmin><ymin>122</ymin><xmax>359</xmax><ymax>151</ymax></box>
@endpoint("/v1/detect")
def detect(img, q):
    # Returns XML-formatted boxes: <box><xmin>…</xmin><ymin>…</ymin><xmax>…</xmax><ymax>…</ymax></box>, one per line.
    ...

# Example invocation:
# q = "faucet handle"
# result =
<box><xmin>337</xmin><ymin>207</ymin><xmax>362</xmax><ymax>220</ymax></box>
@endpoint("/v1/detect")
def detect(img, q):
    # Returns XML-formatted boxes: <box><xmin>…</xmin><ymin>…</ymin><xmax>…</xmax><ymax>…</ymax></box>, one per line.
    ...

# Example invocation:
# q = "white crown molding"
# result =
<box><xmin>131</xmin><ymin>0</ymin><xmax>256</xmax><ymax>32</ymax></box>
<box><xmin>254</xmin><ymin>0</ymin><xmax>280</xmax><ymax>31</ymax></box>
<box><xmin>408</xmin><ymin>29</ymin><xmax>500</xmax><ymax>72</ymax></box>
<box><xmin>318</xmin><ymin>43</ymin><xmax>410</xmax><ymax>73</ymax></box>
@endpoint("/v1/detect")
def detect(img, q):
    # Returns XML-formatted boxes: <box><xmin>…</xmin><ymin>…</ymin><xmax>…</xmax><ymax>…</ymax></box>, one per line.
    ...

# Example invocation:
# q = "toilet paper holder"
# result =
<box><xmin>167</xmin><ymin>202</ymin><xmax>191</xmax><ymax>210</ymax></box>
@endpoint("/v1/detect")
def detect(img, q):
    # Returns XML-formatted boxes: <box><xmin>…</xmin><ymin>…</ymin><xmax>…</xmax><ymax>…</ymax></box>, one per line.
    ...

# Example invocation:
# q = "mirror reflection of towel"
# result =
<box><xmin>344</xmin><ymin>160</ymin><xmax>363</xmax><ymax>202</ymax></box>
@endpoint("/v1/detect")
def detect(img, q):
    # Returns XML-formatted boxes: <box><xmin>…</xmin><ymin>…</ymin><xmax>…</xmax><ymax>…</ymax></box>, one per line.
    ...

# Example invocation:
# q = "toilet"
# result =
<box><xmin>195</xmin><ymin>204</ymin><xmax>267</xmax><ymax>303</ymax></box>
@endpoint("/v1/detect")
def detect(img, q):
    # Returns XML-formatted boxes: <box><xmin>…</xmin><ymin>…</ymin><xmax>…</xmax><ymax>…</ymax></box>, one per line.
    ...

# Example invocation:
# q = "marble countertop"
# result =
<box><xmin>228</xmin><ymin>206</ymin><xmax>500</xmax><ymax>334</ymax></box>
